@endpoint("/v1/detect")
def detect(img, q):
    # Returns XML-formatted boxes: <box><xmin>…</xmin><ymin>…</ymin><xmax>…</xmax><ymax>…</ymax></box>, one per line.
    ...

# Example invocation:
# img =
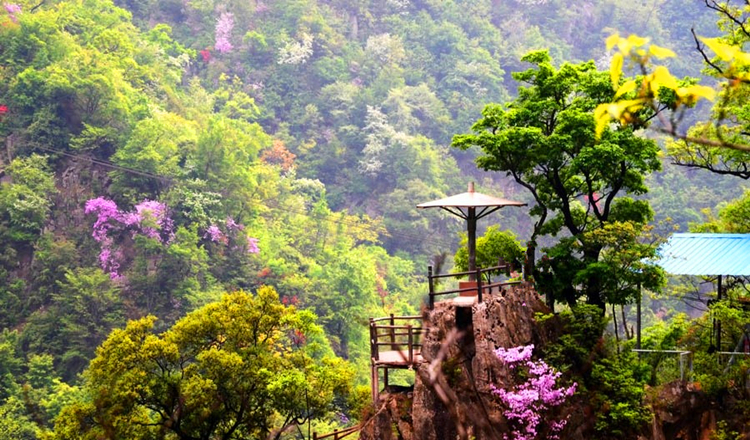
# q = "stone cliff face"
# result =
<box><xmin>647</xmin><ymin>382</ymin><xmax>750</xmax><ymax>440</ymax></box>
<box><xmin>360</xmin><ymin>282</ymin><xmax>565</xmax><ymax>440</ymax></box>
<box><xmin>358</xmin><ymin>283</ymin><xmax>750</xmax><ymax>440</ymax></box>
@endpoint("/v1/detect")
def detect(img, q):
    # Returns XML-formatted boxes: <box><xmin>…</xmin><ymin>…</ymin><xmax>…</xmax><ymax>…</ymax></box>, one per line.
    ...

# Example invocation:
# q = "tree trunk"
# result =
<box><xmin>583</xmin><ymin>246</ymin><xmax>606</xmax><ymax>314</ymax></box>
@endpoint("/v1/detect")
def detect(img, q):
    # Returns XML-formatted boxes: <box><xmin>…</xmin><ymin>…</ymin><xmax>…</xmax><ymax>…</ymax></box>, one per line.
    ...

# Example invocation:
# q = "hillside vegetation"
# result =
<box><xmin>0</xmin><ymin>0</ymin><xmax>748</xmax><ymax>438</ymax></box>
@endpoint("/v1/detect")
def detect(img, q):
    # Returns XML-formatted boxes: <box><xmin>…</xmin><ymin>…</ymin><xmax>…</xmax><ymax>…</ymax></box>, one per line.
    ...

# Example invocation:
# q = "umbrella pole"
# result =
<box><xmin>468</xmin><ymin>207</ymin><xmax>476</xmax><ymax>281</ymax></box>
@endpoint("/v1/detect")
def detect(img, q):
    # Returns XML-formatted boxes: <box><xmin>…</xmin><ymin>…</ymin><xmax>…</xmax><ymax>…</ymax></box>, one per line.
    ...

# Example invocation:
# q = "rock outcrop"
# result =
<box><xmin>359</xmin><ymin>283</ymin><xmax>750</xmax><ymax>440</ymax></box>
<box><xmin>361</xmin><ymin>282</ymin><xmax>560</xmax><ymax>440</ymax></box>
<box><xmin>648</xmin><ymin>381</ymin><xmax>750</xmax><ymax>440</ymax></box>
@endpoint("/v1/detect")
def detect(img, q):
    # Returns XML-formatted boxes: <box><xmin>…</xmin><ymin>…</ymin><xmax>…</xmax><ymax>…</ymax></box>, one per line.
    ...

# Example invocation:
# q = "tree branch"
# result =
<box><xmin>655</xmin><ymin>125</ymin><xmax>750</xmax><ymax>152</ymax></box>
<box><xmin>691</xmin><ymin>28</ymin><xmax>724</xmax><ymax>75</ymax></box>
<box><xmin>705</xmin><ymin>0</ymin><xmax>750</xmax><ymax>39</ymax></box>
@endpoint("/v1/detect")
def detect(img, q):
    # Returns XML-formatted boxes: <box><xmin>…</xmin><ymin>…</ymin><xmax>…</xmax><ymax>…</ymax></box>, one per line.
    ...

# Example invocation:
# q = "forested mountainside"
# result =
<box><xmin>0</xmin><ymin>0</ymin><xmax>749</xmax><ymax>438</ymax></box>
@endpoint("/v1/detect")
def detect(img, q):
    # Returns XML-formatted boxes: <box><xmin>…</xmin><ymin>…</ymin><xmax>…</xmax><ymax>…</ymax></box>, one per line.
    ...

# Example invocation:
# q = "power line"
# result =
<box><xmin>32</xmin><ymin>144</ymin><xmax>172</xmax><ymax>182</ymax></box>
<box><xmin>28</xmin><ymin>144</ymin><xmax>461</xmax><ymax>250</ymax></box>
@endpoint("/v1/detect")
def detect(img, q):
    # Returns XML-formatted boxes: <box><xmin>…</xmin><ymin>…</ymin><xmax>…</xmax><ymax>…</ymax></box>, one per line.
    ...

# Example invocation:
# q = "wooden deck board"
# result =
<box><xmin>374</xmin><ymin>350</ymin><xmax>423</xmax><ymax>366</ymax></box>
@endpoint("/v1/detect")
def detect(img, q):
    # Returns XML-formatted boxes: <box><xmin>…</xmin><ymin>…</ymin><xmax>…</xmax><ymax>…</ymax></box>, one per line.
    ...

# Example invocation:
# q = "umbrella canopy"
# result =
<box><xmin>417</xmin><ymin>182</ymin><xmax>526</xmax><ymax>279</ymax></box>
<box><xmin>417</xmin><ymin>184</ymin><xmax>526</xmax><ymax>212</ymax></box>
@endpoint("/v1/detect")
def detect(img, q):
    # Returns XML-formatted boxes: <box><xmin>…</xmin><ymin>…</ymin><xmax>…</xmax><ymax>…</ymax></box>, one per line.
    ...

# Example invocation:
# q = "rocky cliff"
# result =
<box><xmin>360</xmin><ymin>282</ymin><xmax>569</xmax><ymax>440</ymax></box>
<box><xmin>358</xmin><ymin>283</ymin><xmax>750</xmax><ymax>440</ymax></box>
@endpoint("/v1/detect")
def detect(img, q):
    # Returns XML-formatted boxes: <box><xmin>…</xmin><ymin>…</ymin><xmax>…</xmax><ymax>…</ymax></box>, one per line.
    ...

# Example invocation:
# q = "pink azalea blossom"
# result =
<box><xmin>85</xmin><ymin>197</ymin><xmax>124</xmax><ymax>242</ymax></box>
<box><xmin>204</xmin><ymin>224</ymin><xmax>224</xmax><ymax>243</ymax></box>
<box><xmin>492</xmin><ymin>345</ymin><xmax>576</xmax><ymax>440</ymax></box>
<box><xmin>247</xmin><ymin>237</ymin><xmax>259</xmax><ymax>254</ymax></box>
<box><xmin>85</xmin><ymin>197</ymin><xmax>174</xmax><ymax>278</ymax></box>
<box><xmin>214</xmin><ymin>12</ymin><xmax>234</xmax><ymax>53</ymax></box>
<box><xmin>4</xmin><ymin>3</ymin><xmax>20</xmax><ymax>22</ymax></box>
<box><xmin>134</xmin><ymin>200</ymin><xmax>172</xmax><ymax>241</ymax></box>
<box><xmin>494</xmin><ymin>344</ymin><xmax>534</xmax><ymax>364</ymax></box>
<box><xmin>225</xmin><ymin>216</ymin><xmax>242</xmax><ymax>230</ymax></box>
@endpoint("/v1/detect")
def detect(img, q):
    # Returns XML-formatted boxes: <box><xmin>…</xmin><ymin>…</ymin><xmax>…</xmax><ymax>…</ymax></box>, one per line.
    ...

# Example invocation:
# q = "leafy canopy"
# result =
<box><xmin>452</xmin><ymin>51</ymin><xmax>663</xmax><ymax>309</ymax></box>
<box><xmin>54</xmin><ymin>286</ymin><xmax>352</xmax><ymax>440</ymax></box>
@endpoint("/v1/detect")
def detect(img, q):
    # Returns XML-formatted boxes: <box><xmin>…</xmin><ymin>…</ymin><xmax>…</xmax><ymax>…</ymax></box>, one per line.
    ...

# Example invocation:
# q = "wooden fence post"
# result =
<box><xmin>428</xmin><ymin>265</ymin><xmax>435</xmax><ymax>309</ymax></box>
<box><xmin>407</xmin><ymin>324</ymin><xmax>413</xmax><ymax>363</ymax></box>
<box><xmin>476</xmin><ymin>268</ymin><xmax>483</xmax><ymax>303</ymax></box>
<box><xmin>391</xmin><ymin>313</ymin><xmax>398</xmax><ymax>350</ymax></box>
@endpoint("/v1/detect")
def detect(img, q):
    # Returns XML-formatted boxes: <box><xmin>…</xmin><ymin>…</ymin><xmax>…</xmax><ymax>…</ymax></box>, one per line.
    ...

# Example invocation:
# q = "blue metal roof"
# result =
<box><xmin>656</xmin><ymin>233</ymin><xmax>750</xmax><ymax>276</ymax></box>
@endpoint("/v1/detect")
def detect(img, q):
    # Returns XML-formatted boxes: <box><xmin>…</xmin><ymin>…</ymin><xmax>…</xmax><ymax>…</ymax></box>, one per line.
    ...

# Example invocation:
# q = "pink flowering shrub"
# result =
<box><xmin>86</xmin><ymin>199</ymin><xmax>260</xmax><ymax>278</ymax></box>
<box><xmin>492</xmin><ymin>344</ymin><xmax>576</xmax><ymax>440</ymax></box>
<box><xmin>246</xmin><ymin>237</ymin><xmax>259</xmax><ymax>254</ymax></box>
<box><xmin>85</xmin><ymin>198</ymin><xmax>173</xmax><ymax>278</ymax></box>
<box><xmin>203</xmin><ymin>218</ymin><xmax>259</xmax><ymax>254</ymax></box>
<box><xmin>4</xmin><ymin>3</ymin><xmax>20</xmax><ymax>22</ymax></box>
<box><xmin>204</xmin><ymin>224</ymin><xmax>225</xmax><ymax>243</ymax></box>
<box><xmin>214</xmin><ymin>12</ymin><xmax>234</xmax><ymax>53</ymax></box>
<box><xmin>134</xmin><ymin>200</ymin><xmax>173</xmax><ymax>240</ymax></box>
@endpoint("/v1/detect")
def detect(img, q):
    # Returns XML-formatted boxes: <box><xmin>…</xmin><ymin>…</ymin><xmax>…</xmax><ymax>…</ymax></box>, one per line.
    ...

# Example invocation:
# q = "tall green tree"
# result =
<box><xmin>454</xmin><ymin>225</ymin><xmax>525</xmax><ymax>280</ymax></box>
<box><xmin>53</xmin><ymin>287</ymin><xmax>352</xmax><ymax>440</ymax></box>
<box><xmin>452</xmin><ymin>51</ymin><xmax>663</xmax><ymax>310</ymax></box>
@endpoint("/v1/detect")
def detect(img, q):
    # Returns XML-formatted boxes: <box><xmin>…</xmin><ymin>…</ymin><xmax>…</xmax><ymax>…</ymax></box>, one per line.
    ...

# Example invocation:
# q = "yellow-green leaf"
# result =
<box><xmin>613</xmin><ymin>99</ymin><xmax>646</xmax><ymax>116</ymax></box>
<box><xmin>651</xmin><ymin>66</ymin><xmax>678</xmax><ymax>90</ymax></box>
<box><xmin>626</xmin><ymin>34</ymin><xmax>649</xmax><ymax>47</ymax></box>
<box><xmin>610</xmin><ymin>53</ymin><xmax>623</xmax><ymax>87</ymax></box>
<box><xmin>615</xmin><ymin>79</ymin><xmax>637</xmax><ymax>98</ymax></box>
<box><xmin>606</xmin><ymin>33</ymin><xmax>621</xmax><ymax>51</ymax></box>
<box><xmin>734</xmin><ymin>50</ymin><xmax>750</xmax><ymax>66</ymax></box>
<box><xmin>617</xmin><ymin>39</ymin><xmax>632</xmax><ymax>54</ymax></box>
<box><xmin>649</xmin><ymin>44</ymin><xmax>676</xmax><ymax>59</ymax></box>
<box><xmin>594</xmin><ymin>104</ymin><xmax>612</xmax><ymax>138</ymax></box>
<box><xmin>700</xmin><ymin>37</ymin><xmax>737</xmax><ymax>61</ymax></box>
<box><xmin>678</xmin><ymin>85</ymin><xmax>716</xmax><ymax>101</ymax></box>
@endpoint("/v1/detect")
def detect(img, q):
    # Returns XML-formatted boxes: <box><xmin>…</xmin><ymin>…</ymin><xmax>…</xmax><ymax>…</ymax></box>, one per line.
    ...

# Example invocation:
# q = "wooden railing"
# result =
<box><xmin>312</xmin><ymin>425</ymin><xmax>360</xmax><ymax>440</ymax></box>
<box><xmin>427</xmin><ymin>263</ymin><xmax>521</xmax><ymax>309</ymax></box>
<box><xmin>369</xmin><ymin>314</ymin><xmax>423</xmax><ymax>365</ymax></box>
<box><xmin>369</xmin><ymin>314</ymin><xmax>424</xmax><ymax>402</ymax></box>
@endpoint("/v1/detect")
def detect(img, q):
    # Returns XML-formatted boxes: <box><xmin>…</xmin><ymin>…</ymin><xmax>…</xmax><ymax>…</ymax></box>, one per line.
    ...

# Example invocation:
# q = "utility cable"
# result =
<box><xmin>26</xmin><ymin>144</ymin><xmax>463</xmax><ymax>249</ymax></box>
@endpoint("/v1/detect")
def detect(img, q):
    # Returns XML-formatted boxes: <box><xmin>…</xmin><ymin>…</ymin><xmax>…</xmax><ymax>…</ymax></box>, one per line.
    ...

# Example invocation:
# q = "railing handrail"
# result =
<box><xmin>372</xmin><ymin>343</ymin><xmax>423</xmax><ymax>348</ymax></box>
<box><xmin>372</xmin><ymin>324</ymin><xmax>424</xmax><ymax>331</ymax></box>
<box><xmin>313</xmin><ymin>424</ymin><xmax>360</xmax><ymax>440</ymax></box>
<box><xmin>428</xmin><ymin>263</ymin><xmax>521</xmax><ymax>309</ymax></box>
<box><xmin>431</xmin><ymin>280</ymin><xmax>522</xmax><ymax>297</ymax></box>
<box><xmin>632</xmin><ymin>349</ymin><xmax>694</xmax><ymax>381</ymax></box>
<box><xmin>429</xmin><ymin>263</ymin><xmax>511</xmax><ymax>280</ymax></box>
<box><xmin>370</xmin><ymin>315</ymin><xmax>422</xmax><ymax>323</ymax></box>
<box><xmin>370</xmin><ymin>317</ymin><xmax>423</xmax><ymax>364</ymax></box>
<box><xmin>632</xmin><ymin>349</ymin><xmax>691</xmax><ymax>354</ymax></box>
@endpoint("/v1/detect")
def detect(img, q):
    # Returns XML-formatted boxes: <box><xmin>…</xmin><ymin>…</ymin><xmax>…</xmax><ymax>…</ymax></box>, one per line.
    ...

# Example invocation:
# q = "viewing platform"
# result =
<box><xmin>369</xmin><ymin>261</ymin><xmax>521</xmax><ymax>401</ymax></box>
<box><xmin>369</xmin><ymin>315</ymin><xmax>423</xmax><ymax>401</ymax></box>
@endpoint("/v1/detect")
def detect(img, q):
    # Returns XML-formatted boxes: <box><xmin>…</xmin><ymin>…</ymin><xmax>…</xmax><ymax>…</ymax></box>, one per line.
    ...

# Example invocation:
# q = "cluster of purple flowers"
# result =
<box><xmin>4</xmin><ymin>3</ymin><xmax>20</xmax><ymax>22</ymax></box>
<box><xmin>87</xmin><ymin>199</ymin><xmax>261</xmax><ymax>278</ymax></box>
<box><xmin>203</xmin><ymin>224</ymin><xmax>224</xmax><ymax>243</ymax></box>
<box><xmin>203</xmin><ymin>217</ymin><xmax>259</xmax><ymax>254</ymax></box>
<box><xmin>85</xmin><ymin>198</ymin><xmax>173</xmax><ymax>278</ymax></box>
<box><xmin>491</xmin><ymin>344</ymin><xmax>576</xmax><ymax>440</ymax></box>
<box><xmin>246</xmin><ymin>237</ymin><xmax>259</xmax><ymax>254</ymax></box>
<box><xmin>214</xmin><ymin>12</ymin><xmax>234</xmax><ymax>53</ymax></box>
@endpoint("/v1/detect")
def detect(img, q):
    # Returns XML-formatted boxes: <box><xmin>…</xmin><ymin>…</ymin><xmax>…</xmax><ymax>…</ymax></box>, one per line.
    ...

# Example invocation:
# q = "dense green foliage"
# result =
<box><xmin>0</xmin><ymin>0</ymin><xmax>747</xmax><ymax>438</ymax></box>
<box><xmin>453</xmin><ymin>225</ymin><xmax>525</xmax><ymax>282</ymax></box>
<box><xmin>54</xmin><ymin>287</ymin><xmax>352</xmax><ymax>440</ymax></box>
<box><xmin>453</xmin><ymin>51</ymin><xmax>665</xmax><ymax>310</ymax></box>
